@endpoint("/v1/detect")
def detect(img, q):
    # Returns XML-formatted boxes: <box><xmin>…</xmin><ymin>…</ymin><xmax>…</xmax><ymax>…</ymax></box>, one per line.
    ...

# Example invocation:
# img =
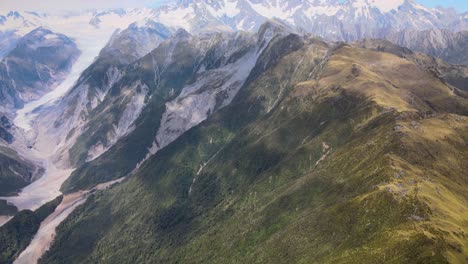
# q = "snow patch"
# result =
<box><xmin>42</xmin><ymin>33</ymin><xmax>59</xmax><ymax>40</ymax></box>
<box><xmin>352</xmin><ymin>0</ymin><xmax>405</xmax><ymax>13</ymax></box>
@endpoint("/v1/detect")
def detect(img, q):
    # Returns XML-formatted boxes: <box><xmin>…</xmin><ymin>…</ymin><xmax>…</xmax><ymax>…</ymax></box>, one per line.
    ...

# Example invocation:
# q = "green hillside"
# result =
<box><xmin>41</xmin><ymin>38</ymin><xmax>468</xmax><ymax>263</ymax></box>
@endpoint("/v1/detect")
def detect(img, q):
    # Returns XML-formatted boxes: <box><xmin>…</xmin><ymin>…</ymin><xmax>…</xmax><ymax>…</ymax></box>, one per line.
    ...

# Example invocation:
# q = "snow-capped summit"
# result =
<box><xmin>147</xmin><ymin>0</ymin><xmax>466</xmax><ymax>39</ymax></box>
<box><xmin>347</xmin><ymin>0</ymin><xmax>405</xmax><ymax>13</ymax></box>
<box><xmin>0</xmin><ymin>27</ymin><xmax>79</xmax><ymax>109</ymax></box>
<box><xmin>1</xmin><ymin>1</ymin><xmax>467</xmax><ymax>43</ymax></box>
<box><xmin>101</xmin><ymin>20</ymin><xmax>173</xmax><ymax>64</ymax></box>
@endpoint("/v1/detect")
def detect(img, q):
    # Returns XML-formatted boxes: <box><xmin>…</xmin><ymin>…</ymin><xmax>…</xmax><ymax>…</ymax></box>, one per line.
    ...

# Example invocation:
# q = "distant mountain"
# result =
<box><xmin>0</xmin><ymin>31</ymin><xmax>20</xmax><ymax>59</ymax></box>
<box><xmin>87</xmin><ymin>0</ymin><xmax>468</xmax><ymax>40</ymax></box>
<box><xmin>176</xmin><ymin>0</ymin><xmax>467</xmax><ymax>40</ymax></box>
<box><xmin>0</xmin><ymin>11</ymin><xmax>46</xmax><ymax>58</ymax></box>
<box><xmin>0</xmin><ymin>1</ymin><xmax>466</xmax><ymax>70</ymax></box>
<box><xmin>57</xmin><ymin>22</ymin><xmax>286</xmax><ymax>192</ymax></box>
<box><xmin>0</xmin><ymin>27</ymin><xmax>79</xmax><ymax>109</ymax></box>
<box><xmin>100</xmin><ymin>20</ymin><xmax>173</xmax><ymax>65</ymax></box>
<box><xmin>1</xmin><ymin>1</ymin><xmax>467</xmax><ymax>41</ymax></box>
<box><xmin>386</xmin><ymin>29</ymin><xmax>468</xmax><ymax>65</ymax></box>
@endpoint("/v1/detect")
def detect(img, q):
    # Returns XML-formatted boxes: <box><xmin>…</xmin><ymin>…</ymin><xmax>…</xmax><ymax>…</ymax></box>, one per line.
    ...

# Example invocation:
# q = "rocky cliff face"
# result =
<box><xmin>58</xmin><ymin>22</ymin><xmax>299</xmax><ymax>193</ymax></box>
<box><xmin>0</xmin><ymin>115</ymin><xmax>15</xmax><ymax>145</ymax></box>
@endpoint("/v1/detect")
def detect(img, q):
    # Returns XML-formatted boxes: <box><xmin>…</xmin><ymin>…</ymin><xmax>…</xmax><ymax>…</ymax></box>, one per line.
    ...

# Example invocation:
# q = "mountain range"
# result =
<box><xmin>0</xmin><ymin>0</ymin><xmax>467</xmax><ymax>263</ymax></box>
<box><xmin>41</xmin><ymin>24</ymin><xmax>468</xmax><ymax>264</ymax></box>
<box><xmin>0</xmin><ymin>1</ymin><xmax>467</xmax><ymax>43</ymax></box>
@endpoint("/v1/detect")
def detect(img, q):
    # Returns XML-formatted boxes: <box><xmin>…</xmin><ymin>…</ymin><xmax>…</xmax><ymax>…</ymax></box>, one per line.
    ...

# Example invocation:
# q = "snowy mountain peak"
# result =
<box><xmin>347</xmin><ymin>0</ymin><xmax>406</xmax><ymax>13</ymax></box>
<box><xmin>0</xmin><ymin>0</ymin><xmax>466</xmax><ymax>66</ymax></box>
<box><xmin>173</xmin><ymin>0</ymin><xmax>407</xmax><ymax>15</ymax></box>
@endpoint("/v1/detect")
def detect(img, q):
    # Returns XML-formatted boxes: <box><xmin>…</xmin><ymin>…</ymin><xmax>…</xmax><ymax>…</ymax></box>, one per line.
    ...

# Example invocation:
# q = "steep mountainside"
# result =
<box><xmin>0</xmin><ymin>27</ymin><xmax>79</xmax><ymax>109</ymax></box>
<box><xmin>31</xmin><ymin>22</ymin><xmax>174</xmax><ymax>168</ymax></box>
<box><xmin>40</xmin><ymin>30</ymin><xmax>468</xmax><ymax>263</ymax></box>
<box><xmin>99</xmin><ymin>21</ymin><xmax>173</xmax><ymax>65</ymax></box>
<box><xmin>58</xmin><ymin>22</ymin><xmax>291</xmax><ymax>193</ymax></box>
<box><xmin>87</xmin><ymin>0</ymin><xmax>468</xmax><ymax>40</ymax></box>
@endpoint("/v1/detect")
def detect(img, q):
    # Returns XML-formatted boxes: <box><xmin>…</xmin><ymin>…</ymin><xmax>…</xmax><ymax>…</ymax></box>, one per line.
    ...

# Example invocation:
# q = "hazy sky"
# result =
<box><xmin>0</xmin><ymin>0</ymin><xmax>165</xmax><ymax>13</ymax></box>
<box><xmin>0</xmin><ymin>0</ymin><xmax>466</xmax><ymax>13</ymax></box>
<box><xmin>418</xmin><ymin>0</ymin><xmax>468</xmax><ymax>11</ymax></box>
